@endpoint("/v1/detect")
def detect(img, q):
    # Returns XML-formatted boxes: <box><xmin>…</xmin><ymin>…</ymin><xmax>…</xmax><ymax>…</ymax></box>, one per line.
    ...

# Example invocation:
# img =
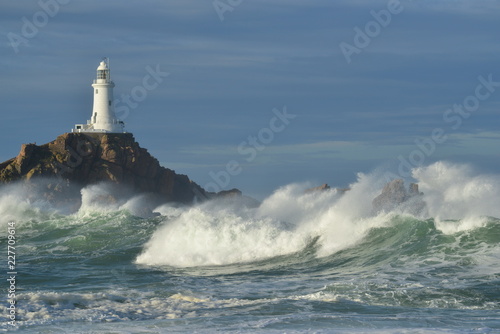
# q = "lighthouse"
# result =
<box><xmin>73</xmin><ymin>58</ymin><xmax>125</xmax><ymax>133</ymax></box>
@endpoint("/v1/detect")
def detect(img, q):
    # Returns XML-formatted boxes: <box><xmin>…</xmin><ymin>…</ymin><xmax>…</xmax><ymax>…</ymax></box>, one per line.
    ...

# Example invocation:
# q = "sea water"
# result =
<box><xmin>0</xmin><ymin>161</ymin><xmax>499</xmax><ymax>333</ymax></box>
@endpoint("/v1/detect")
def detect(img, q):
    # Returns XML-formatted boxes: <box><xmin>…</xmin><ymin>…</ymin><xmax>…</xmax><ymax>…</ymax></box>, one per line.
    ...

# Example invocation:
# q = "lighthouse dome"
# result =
<box><xmin>97</xmin><ymin>61</ymin><xmax>108</xmax><ymax>70</ymax></box>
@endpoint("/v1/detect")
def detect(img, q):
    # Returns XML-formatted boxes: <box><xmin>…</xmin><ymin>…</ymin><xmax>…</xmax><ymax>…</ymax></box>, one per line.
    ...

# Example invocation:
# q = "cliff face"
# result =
<box><xmin>0</xmin><ymin>133</ymin><xmax>208</xmax><ymax>207</ymax></box>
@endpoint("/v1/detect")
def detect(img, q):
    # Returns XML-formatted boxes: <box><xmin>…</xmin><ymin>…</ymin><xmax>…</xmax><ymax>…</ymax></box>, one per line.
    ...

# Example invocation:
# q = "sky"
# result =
<box><xmin>1</xmin><ymin>0</ymin><xmax>499</xmax><ymax>198</ymax></box>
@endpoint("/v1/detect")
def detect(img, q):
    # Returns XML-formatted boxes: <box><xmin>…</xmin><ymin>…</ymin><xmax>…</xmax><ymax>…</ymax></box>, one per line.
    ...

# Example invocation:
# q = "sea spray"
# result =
<box><xmin>0</xmin><ymin>181</ymin><xmax>60</xmax><ymax>228</ymax></box>
<box><xmin>0</xmin><ymin>189</ymin><xmax>32</xmax><ymax>227</ymax></box>
<box><xmin>136</xmin><ymin>174</ymin><xmax>394</xmax><ymax>267</ymax></box>
<box><xmin>413</xmin><ymin>161</ymin><xmax>500</xmax><ymax>220</ymax></box>
<box><xmin>135</xmin><ymin>200</ymin><xmax>309</xmax><ymax>267</ymax></box>
<box><xmin>136</xmin><ymin>162</ymin><xmax>500</xmax><ymax>268</ymax></box>
<box><xmin>79</xmin><ymin>183</ymin><xmax>161</xmax><ymax>218</ymax></box>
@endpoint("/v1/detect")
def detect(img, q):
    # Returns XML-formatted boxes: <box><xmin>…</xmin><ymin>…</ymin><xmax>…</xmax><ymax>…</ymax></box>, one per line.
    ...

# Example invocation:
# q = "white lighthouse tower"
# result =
<box><xmin>73</xmin><ymin>58</ymin><xmax>125</xmax><ymax>133</ymax></box>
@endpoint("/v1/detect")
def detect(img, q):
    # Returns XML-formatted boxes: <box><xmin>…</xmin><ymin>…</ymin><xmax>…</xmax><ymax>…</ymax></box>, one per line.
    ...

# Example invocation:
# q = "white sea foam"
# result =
<box><xmin>434</xmin><ymin>216</ymin><xmax>489</xmax><ymax>235</ymax></box>
<box><xmin>0</xmin><ymin>182</ymin><xmax>53</xmax><ymax>228</ymax></box>
<box><xmin>3</xmin><ymin>289</ymin><xmax>269</xmax><ymax>328</ymax></box>
<box><xmin>135</xmin><ymin>200</ymin><xmax>307</xmax><ymax>267</ymax></box>
<box><xmin>78</xmin><ymin>183</ymin><xmax>158</xmax><ymax>218</ymax></box>
<box><xmin>413</xmin><ymin>161</ymin><xmax>500</xmax><ymax>221</ymax></box>
<box><xmin>136</xmin><ymin>174</ymin><xmax>392</xmax><ymax>267</ymax></box>
<box><xmin>0</xmin><ymin>191</ymin><xmax>31</xmax><ymax>226</ymax></box>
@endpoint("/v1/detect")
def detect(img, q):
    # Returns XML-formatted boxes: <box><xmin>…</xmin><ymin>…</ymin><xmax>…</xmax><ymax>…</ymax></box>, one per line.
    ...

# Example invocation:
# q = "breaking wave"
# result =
<box><xmin>136</xmin><ymin>161</ymin><xmax>500</xmax><ymax>267</ymax></box>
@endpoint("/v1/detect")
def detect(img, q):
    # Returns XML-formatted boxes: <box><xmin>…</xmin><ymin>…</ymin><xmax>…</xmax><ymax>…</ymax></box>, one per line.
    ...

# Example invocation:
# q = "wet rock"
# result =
<box><xmin>372</xmin><ymin>179</ymin><xmax>426</xmax><ymax>215</ymax></box>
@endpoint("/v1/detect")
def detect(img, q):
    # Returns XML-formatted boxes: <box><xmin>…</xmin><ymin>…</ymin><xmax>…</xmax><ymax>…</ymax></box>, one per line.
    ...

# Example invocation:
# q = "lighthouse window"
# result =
<box><xmin>108</xmin><ymin>100</ymin><xmax>111</xmax><ymax>106</ymax></box>
<box><xmin>96</xmin><ymin>89</ymin><xmax>98</xmax><ymax>94</ymax></box>
<box><xmin>97</xmin><ymin>70</ymin><xmax>107</xmax><ymax>80</ymax></box>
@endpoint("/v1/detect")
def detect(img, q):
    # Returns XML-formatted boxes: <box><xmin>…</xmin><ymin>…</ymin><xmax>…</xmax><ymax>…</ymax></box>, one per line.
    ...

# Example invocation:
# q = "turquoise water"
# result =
<box><xmin>1</xmin><ymin>162</ymin><xmax>499</xmax><ymax>333</ymax></box>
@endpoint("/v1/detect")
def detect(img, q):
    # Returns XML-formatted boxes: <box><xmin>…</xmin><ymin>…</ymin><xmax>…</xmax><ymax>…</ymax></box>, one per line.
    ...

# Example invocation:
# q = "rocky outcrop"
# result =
<box><xmin>0</xmin><ymin>133</ymin><xmax>211</xmax><ymax>209</ymax></box>
<box><xmin>216</xmin><ymin>188</ymin><xmax>243</xmax><ymax>198</ymax></box>
<box><xmin>372</xmin><ymin>179</ymin><xmax>426</xmax><ymax>215</ymax></box>
<box><xmin>305</xmin><ymin>184</ymin><xmax>331</xmax><ymax>193</ymax></box>
<box><xmin>305</xmin><ymin>184</ymin><xmax>351</xmax><ymax>195</ymax></box>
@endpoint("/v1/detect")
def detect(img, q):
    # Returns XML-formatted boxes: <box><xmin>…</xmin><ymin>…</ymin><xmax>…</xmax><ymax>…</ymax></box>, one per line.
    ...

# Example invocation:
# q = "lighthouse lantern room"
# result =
<box><xmin>73</xmin><ymin>58</ymin><xmax>125</xmax><ymax>133</ymax></box>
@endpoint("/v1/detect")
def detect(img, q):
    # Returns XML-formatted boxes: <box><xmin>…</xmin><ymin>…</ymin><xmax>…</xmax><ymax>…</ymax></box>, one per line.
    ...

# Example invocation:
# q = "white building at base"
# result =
<box><xmin>73</xmin><ymin>58</ymin><xmax>125</xmax><ymax>133</ymax></box>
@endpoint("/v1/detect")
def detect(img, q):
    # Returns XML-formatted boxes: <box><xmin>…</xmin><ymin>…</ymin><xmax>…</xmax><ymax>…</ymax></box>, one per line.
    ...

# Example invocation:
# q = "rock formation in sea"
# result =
<box><xmin>305</xmin><ymin>184</ymin><xmax>331</xmax><ymax>193</ymax></box>
<box><xmin>305</xmin><ymin>184</ymin><xmax>351</xmax><ymax>195</ymax></box>
<box><xmin>372</xmin><ymin>179</ymin><xmax>426</xmax><ymax>215</ymax></box>
<box><xmin>0</xmin><ymin>132</ymin><xmax>220</xmax><ymax>210</ymax></box>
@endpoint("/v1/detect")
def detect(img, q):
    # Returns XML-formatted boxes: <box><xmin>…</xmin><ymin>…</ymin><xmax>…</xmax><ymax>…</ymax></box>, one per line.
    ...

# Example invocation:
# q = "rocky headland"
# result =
<box><xmin>0</xmin><ymin>132</ymin><xmax>228</xmax><ymax>211</ymax></box>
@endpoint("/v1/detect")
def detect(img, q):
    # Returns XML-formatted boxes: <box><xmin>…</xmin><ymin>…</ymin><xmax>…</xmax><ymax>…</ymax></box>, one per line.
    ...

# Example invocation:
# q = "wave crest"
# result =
<box><xmin>137</xmin><ymin>161</ymin><xmax>500</xmax><ymax>268</ymax></box>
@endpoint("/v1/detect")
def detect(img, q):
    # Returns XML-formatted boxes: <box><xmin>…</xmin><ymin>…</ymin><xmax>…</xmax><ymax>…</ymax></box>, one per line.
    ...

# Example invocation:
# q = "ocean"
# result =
<box><xmin>1</xmin><ymin>161</ymin><xmax>499</xmax><ymax>333</ymax></box>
